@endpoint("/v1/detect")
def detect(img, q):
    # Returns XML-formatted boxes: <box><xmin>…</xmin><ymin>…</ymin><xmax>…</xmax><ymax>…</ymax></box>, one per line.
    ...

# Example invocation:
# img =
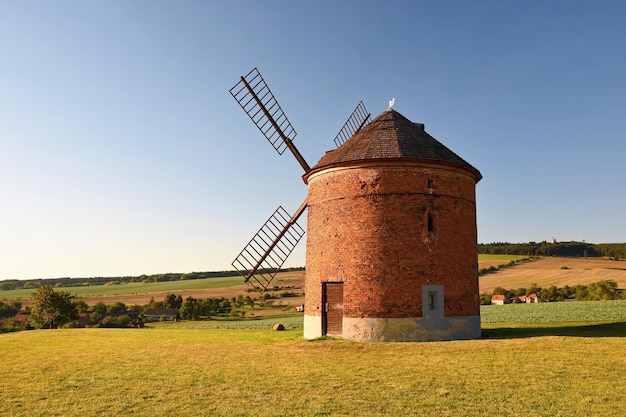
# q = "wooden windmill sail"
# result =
<box><xmin>230</xmin><ymin>68</ymin><xmax>371</xmax><ymax>291</ymax></box>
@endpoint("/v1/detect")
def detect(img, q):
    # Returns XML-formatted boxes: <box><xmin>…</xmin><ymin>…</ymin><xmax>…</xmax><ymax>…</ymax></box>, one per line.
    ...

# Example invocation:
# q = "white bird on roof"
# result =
<box><xmin>388</xmin><ymin>98</ymin><xmax>395</xmax><ymax>110</ymax></box>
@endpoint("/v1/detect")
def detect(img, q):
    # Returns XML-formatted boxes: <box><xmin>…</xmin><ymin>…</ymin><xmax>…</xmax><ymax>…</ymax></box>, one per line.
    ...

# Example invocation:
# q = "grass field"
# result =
<box><xmin>2</xmin><ymin>310</ymin><xmax>626</xmax><ymax>417</ymax></box>
<box><xmin>2</xmin><ymin>301</ymin><xmax>626</xmax><ymax>417</ymax></box>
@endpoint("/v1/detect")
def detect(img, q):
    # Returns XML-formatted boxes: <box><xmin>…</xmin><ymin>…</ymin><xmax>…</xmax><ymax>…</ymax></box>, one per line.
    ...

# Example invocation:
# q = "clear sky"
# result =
<box><xmin>1</xmin><ymin>1</ymin><xmax>625</xmax><ymax>280</ymax></box>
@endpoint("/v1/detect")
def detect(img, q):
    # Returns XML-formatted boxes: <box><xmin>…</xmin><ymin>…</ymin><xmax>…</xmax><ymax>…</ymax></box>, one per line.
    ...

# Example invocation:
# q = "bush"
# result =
<box><xmin>279</xmin><ymin>292</ymin><xmax>299</xmax><ymax>298</ymax></box>
<box><xmin>479</xmin><ymin>294</ymin><xmax>492</xmax><ymax>305</ymax></box>
<box><xmin>1</xmin><ymin>319</ymin><xmax>26</xmax><ymax>333</ymax></box>
<box><xmin>100</xmin><ymin>315</ymin><xmax>132</xmax><ymax>328</ymax></box>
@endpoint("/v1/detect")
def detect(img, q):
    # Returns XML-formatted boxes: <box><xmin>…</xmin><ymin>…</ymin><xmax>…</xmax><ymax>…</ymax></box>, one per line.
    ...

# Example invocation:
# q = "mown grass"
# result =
<box><xmin>2</xmin><ymin>302</ymin><xmax>626</xmax><ymax>417</ymax></box>
<box><xmin>2</xmin><ymin>325</ymin><xmax>625</xmax><ymax>416</ymax></box>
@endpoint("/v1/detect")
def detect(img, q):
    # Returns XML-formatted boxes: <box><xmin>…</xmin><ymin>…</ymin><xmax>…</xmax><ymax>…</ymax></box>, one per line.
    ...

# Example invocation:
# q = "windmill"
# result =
<box><xmin>229</xmin><ymin>68</ymin><xmax>371</xmax><ymax>291</ymax></box>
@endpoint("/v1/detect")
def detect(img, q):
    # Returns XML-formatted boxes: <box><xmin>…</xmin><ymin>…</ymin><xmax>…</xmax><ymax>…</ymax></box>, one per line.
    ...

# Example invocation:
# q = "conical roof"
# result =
<box><xmin>305</xmin><ymin>109</ymin><xmax>482</xmax><ymax>182</ymax></box>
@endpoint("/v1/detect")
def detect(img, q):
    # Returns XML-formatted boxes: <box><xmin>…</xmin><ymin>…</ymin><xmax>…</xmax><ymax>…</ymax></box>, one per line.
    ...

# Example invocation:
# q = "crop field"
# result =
<box><xmin>479</xmin><ymin>256</ymin><xmax>626</xmax><ymax>294</ymax></box>
<box><xmin>481</xmin><ymin>299</ymin><xmax>626</xmax><ymax>323</ymax></box>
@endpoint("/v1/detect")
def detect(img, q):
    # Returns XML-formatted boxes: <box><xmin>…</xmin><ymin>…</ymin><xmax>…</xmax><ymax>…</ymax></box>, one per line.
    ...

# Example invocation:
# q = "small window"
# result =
<box><xmin>422</xmin><ymin>285</ymin><xmax>444</xmax><ymax>319</ymax></box>
<box><xmin>428</xmin><ymin>292</ymin><xmax>436</xmax><ymax>310</ymax></box>
<box><xmin>427</xmin><ymin>215</ymin><xmax>434</xmax><ymax>233</ymax></box>
<box><xmin>427</xmin><ymin>179</ymin><xmax>434</xmax><ymax>189</ymax></box>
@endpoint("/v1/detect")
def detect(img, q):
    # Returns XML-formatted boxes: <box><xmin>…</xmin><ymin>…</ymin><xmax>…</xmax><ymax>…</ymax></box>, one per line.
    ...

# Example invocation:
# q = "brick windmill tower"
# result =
<box><xmin>231</xmin><ymin>69</ymin><xmax>482</xmax><ymax>342</ymax></box>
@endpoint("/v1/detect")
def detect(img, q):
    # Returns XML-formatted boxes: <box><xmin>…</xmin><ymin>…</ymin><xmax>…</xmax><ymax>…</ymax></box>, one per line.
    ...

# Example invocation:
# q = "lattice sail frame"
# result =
<box><xmin>333</xmin><ymin>101</ymin><xmax>372</xmax><ymax>147</ymax></box>
<box><xmin>232</xmin><ymin>206</ymin><xmax>306</xmax><ymax>291</ymax></box>
<box><xmin>230</xmin><ymin>67</ymin><xmax>297</xmax><ymax>156</ymax></box>
<box><xmin>229</xmin><ymin>67</ymin><xmax>372</xmax><ymax>291</ymax></box>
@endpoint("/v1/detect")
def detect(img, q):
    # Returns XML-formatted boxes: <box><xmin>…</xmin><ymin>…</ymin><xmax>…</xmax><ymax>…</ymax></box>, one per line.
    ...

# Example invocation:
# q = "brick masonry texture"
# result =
<box><xmin>305</xmin><ymin>161</ymin><xmax>479</xmax><ymax>321</ymax></box>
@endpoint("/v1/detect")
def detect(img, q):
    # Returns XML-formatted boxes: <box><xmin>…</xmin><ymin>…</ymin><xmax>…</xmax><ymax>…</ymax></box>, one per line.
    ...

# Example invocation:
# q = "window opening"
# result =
<box><xmin>427</xmin><ymin>215</ymin><xmax>434</xmax><ymax>233</ymax></box>
<box><xmin>422</xmin><ymin>285</ymin><xmax>444</xmax><ymax>319</ymax></box>
<box><xmin>428</xmin><ymin>292</ymin><xmax>436</xmax><ymax>310</ymax></box>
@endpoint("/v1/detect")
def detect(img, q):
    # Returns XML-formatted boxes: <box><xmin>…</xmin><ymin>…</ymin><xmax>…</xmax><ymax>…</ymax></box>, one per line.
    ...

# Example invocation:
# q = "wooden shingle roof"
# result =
<box><xmin>306</xmin><ymin>109</ymin><xmax>481</xmax><ymax>182</ymax></box>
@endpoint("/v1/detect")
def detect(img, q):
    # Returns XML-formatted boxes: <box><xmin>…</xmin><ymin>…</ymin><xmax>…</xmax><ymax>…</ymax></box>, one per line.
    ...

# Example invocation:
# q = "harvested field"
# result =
<box><xmin>479</xmin><ymin>257</ymin><xmax>626</xmax><ymax>294</ymax></box>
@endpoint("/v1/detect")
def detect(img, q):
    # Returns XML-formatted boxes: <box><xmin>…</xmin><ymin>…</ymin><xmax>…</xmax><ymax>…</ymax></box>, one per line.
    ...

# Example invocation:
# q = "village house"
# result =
<box><xmin>526</xmin><ymin>293</ymin><xmax>541</xmax><ymax>303</ymax></box>
<box><xmin>143</xmin><ymin>308</ymin><xmax>178</xmax><ymax>321</ymax></box>
<box><xmin>490</xmin><ymin>294</ymin><xmax>509</xmax><ymax>305</ymax></box>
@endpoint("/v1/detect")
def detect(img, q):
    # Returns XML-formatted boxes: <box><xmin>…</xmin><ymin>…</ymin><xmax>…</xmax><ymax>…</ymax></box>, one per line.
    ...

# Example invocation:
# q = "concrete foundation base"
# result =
<box><xmin>304</xmin><ymin>315</ymin><xmax>481</xmax><ymax>342</ymax></box>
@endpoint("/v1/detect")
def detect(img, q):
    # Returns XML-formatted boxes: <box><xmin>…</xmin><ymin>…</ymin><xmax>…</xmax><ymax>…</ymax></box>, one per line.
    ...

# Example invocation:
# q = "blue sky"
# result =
<box><xmin>1</xmin><ymin>1</ymin><xmax>625</xmax><ymax>280</ymax></box>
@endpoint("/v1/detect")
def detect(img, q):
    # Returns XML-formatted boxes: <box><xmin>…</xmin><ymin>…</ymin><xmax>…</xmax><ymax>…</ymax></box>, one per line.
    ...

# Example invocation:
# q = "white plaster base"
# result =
<box><xmin>303</xmin><ymin>315</ymin><xmax>323</xmax><ymax>340</ymax></box>
<box><xmin>342</xmin><ymin>316</ymin><xmax>481</xmax><ymax>342</ymax></box>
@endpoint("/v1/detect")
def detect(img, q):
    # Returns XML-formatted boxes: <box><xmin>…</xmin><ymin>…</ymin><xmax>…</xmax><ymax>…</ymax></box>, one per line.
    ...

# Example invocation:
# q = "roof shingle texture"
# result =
<box><xmin>310</xmin><ymin>109</ymin><xmax>481</xmax><ymax>181</ymax></box>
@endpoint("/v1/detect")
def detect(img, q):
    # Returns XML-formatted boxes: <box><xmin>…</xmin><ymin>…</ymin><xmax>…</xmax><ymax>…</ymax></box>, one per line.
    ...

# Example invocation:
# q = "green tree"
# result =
<box><xmin>586</xmin><ymin>280</ymin><xmax>619</xmax><ymax>300</ymax></box>
<box><xmin>28</xmin><ymin>286</ymin><xmax>78</xmax><ymax>329</ymax></box>
<box><xmin>73</xmin><ymin>300</ymin><xmax>89</xmax><ymax>315</ymax></box>
<box><xmin>107</xmin><ymin>302</ymin><xmax>127</xmax><ymax>315</ymax></box>
<box><xmin>0</xmin><ymin>301</ymin><xmax>21</xmax><ymax>318</ymax></box>
<box><xmin>91</xmin><ymin>302</ymin><xmax>108</xmax><ymax>324</ymax></box>
<box><xmin>180</xmin><ymin>297</ymin><xmax>199</xmax><ymax>320</ymax></box>
<box><xmin>492</xmin><ymin>287</ymin><xmax>507</xmax><ymax>295</ymax></box>
<box><xmin>540</xmin><ymin>285</ymin><xmax>560</xmax><ymax>302</ymax></box>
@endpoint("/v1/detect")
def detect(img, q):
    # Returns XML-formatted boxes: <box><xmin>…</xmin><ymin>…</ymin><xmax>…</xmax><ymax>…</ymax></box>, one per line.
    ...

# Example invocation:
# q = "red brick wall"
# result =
<box><xmin>305</xmin><ymin>161</ymin><xmax>479</xmax><ymax>319</ymax></box>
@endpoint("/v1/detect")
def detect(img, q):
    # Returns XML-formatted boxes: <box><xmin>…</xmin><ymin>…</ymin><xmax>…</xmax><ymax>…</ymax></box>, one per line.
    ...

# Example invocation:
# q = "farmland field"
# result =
<box><xmin>3</xmin><ymin>256</ymin><xmax>624</xmax><ymax>310</ymax></box>
<box><xmin>0</xmin><ymin>272</ymin><xmax>306</xmax><ymax>309</ymax></box>
<box><xmin>479</xmin><ymin>257</ymin><xmax>626</xmax><ymax>294</ymax></box>
<box><xmin>481</xmin><ymin>299</ymin><xmax>626</xmax><ymax>323</ymax></box>
<box><xmin>3</xmin><ymin>255</ymin><xmax>520</xmax><ymax>306</ymax></box>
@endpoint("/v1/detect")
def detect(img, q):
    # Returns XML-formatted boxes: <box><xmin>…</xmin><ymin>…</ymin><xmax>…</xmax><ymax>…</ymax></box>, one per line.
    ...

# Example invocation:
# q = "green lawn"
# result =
<box><xmin>1</xmin><ymin>325</ymin><xmax>625</xmax><ymax>417</ymax></box>
<box><xmin>2</xmin><ymin>301</ymin><xmax>626</xmax><ymax>417</ymax></box>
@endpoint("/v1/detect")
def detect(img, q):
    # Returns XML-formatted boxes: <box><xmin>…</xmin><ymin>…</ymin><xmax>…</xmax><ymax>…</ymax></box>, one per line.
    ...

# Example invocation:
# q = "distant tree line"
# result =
<box><xmin>479</xmin><ymin>241</ymin><xmax>626</xmax><ymax>259</ymax></box>
<box><xmin>0</xmin><ymin>267</ymin><xmax>305</xmax><ymax>291</ymax></box>
<box><xmin>479</xmin><ymin>258</ymin><xmax>530</xmax><ymax>276</ymax></box>
<box><xmin>1</xmin><ymin>284</ymin><xmax>302</xmax><ymax>333</ymax></box>
<box><xmin>480</xmin><ymin>280</ymin><xmax>624</xmax><ymax>305</ymax></box>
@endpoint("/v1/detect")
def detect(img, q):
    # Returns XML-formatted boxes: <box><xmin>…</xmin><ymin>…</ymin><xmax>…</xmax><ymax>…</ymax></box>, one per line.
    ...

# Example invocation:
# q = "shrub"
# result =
<box><xmin>100</xmin><ymin>315</ymin><xmax>132</xmax><ymax>328</ymax></box>
<box><xmin>1</xmin><ymin>319</ymin><xmax>26</xmax><ymax>333</ymax></box>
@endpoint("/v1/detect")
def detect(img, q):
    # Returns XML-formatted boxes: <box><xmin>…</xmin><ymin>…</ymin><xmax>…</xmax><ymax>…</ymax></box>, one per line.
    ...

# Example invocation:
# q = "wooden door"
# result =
<box><xmin>322</xmin><ymin>282</ymin><xmax>343</xmax><ymax>336</ymax></box>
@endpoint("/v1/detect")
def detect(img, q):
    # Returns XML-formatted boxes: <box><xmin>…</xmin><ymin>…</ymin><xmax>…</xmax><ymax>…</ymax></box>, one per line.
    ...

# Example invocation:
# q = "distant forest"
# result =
<box><xmin>0</xmin><ymin>267</ymin><xmax>305</xmax><ymax>291</ymax></box>
<box><xmin>478</xmin><ymin>241</ymin><xmax>626</xmax><ymax>259</ymax></box>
